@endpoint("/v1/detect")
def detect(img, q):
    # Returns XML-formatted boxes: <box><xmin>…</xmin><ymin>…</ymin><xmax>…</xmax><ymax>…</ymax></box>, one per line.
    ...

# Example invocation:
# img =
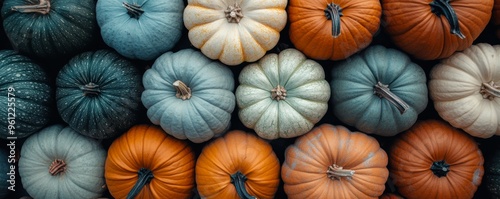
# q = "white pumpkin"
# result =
<box><xmin>429</xmin><ymin>43</ymin><xmax>500</xmax><ymax>138</ymax></box>
<box><xmin>183</xmin><ymin>0</ymin><xmax>287</xmax><ymax>66</ymax></box>
<box><xmin>236</xmin><ymin>48</ymin><xmax>330</xmax><ymax>140</ymax></box>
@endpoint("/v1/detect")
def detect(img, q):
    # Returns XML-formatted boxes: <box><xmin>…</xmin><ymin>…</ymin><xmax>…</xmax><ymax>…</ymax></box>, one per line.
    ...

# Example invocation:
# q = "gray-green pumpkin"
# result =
<box><xmin>19</xmin><ymin>124</ymin><xmax>107</xmax><ymax>199</ymax></box>
<box><xmin>0</xmin><ymin>50</ymin><xmax>53</xmax><ymax>139</ymax></box>
<box><xmin>142</xmin><ymin>49</ymin><xmax>235</xmax><ymax>143</ymax></box>
<box><xmin>330</xmin><ymin>45</ymin><xmax>428</xmax><ymax>136</ymax></box>
<box><xmin>56</xmin><ymin>50</ymin><xmax>143</xmax><ymax>139</ymax></box>
<box><xmin>236</xmin><ymin>48</ymin><xmax>330</xmax><ymax>140</ymax></box>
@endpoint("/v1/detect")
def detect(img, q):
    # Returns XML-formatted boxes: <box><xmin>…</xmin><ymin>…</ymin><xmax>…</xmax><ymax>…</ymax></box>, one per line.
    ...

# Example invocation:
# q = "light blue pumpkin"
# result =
<box><xmin>330</xmin><ymin>45</ymin><xmax>428</xmax><ymax>136</ymax></box>
<box><xmin>96</xmin><ymin>0</ymin><xmax>184</xmax><ymax>60</ymax></box>
<box><xmin>142</xmin><ymin>49</ymin><xmax>235</xmax><ymax>143</ymax></box>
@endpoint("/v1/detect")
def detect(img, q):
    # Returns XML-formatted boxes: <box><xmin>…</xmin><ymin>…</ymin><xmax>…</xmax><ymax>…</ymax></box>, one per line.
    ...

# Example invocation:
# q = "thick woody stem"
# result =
<box><xmin>123</xmin><ymin>2</ymin><xmax>144</xmax><ymax>18</ymax></box>
<box><xmin>80</xmin><ymin>82</ymin><xmax>101</xmax><ymax>97</ymax></box>
<box><xmin>49</xmin><ymin>159</ymin><xmax>66</xmax><ymax>175</ymax></box>
<box><xmin>374</xmin><ymin>81</ymin><xmax>410</xmax><ymax>114</ymax></box>
<box><xmin>430</xmin><ymin>0</ymin><xmax>465</xmax><ymax>39</ymax></box>
<box><xmin>11</xmin><ymin>0</ymin><xmax>51</xmax><ymax>14</ymax></box>
<box><xmin>480</xmin><ymin>81</ymin><xmax>500</xmax><ymax>100</ymax></box>
<box><xmin>324</xmin><ymin>3</ymin><xmax>343</xmax><ymax>38</ymax></box>
<box><xmin>173</xmin><ymin>80</ymin><xmax>192</xmax><ymax>100</ymax></box>
<box><xmin>271</xmin><ymin>85</ymin><xmax>287</xmax><ymax>101</ymax></box>
<box><xmin>225</xmin><ymin>3</ymin><xmax>244</xmax><ymax>23</ymax></box>
<box><xmin>327</xmin><ymin>164</ymin><xmax>355</xmax><ymax>180</ymax></box>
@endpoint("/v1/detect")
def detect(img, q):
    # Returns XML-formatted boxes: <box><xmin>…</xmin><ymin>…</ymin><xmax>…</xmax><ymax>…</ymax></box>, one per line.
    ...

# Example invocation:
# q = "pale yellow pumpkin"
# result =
<box><xmin>183</xmin><ymin>0</ymin><xmax>287</xmax><ymax>66</ymax></box>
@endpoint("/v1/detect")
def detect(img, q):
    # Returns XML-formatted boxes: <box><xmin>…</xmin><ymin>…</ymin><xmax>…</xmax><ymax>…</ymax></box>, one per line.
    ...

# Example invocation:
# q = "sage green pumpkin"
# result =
<box><xmin>1</xmin><ymin>0</ymin><xmax>98</xmax><ymax>58</ymax></box>
<box><xmin>330</xmin><ymin>45</ymin><xmax>428</xmax><ymax>136</ymax></box>
<box><xmin>19</xmin><ymin>124</ymin><xmax>107</xmax><ymax>199</ymax></box>
<box><xmin>236</xmin><ymin>48</ymin><xmax>330</xmax><ymax>140</ymax></box>
<box><xmin>56</xmin><ymin>50</ymin><xmax>143</xmax><ymax>139</ymax></box>
<box><xmin>0</xmin><ymin>50</ymin><xmax>53</xmax><ymax>139</ymax></box>
<box><xmin>142</xmin><ymin>48</ymin><xmax>235</xmax><ymax>143</ymax></box>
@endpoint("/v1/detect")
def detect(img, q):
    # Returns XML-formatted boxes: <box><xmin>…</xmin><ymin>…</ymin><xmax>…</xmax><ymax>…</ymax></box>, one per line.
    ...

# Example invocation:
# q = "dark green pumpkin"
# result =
<box><xmin>1</xmin><ymin>0</ymin><xmax>98</xmax><ymax>58</ymax></box>
<box><xmin>486</xmin><ymin>147</ymin><xmax>500</xmax><ymax>198</ymax></box>
<box><xmin>56</xmin><ymin>49</ymin><xmax>143</xmax><ymax>139</ymax></box>
<box><xmin>0</xmin><ymin>50</ymin><xmax>53</xmax><ymax>139</ymax></box>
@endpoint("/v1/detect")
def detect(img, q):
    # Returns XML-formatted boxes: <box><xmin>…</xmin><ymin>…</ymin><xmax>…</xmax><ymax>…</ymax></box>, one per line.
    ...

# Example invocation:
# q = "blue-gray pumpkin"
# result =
<box><xmin>19</xmin><ymin>124</ymin><xmax>107</xmax><ymax>199</ymax></box>
<box><xmin>0</xmin><ymin>50</ymin><xmax>53</xmax><ymax>139</ymax></box>
<box><xmin>96</xmin><ymin>0</ymin><xmax>184</xmax><ymax>60</ymax></box>
<box><xmin>56</xmin><ymin>50</ymin><xmax>143</xmax><ymax>139</ymax></box>
<box><xmin>330</xmin><ymin>45</ymin><xmax>428</xmax><ymax>136</ymax></box>
<box><xmin>142</xmin><ymin>48</ymin><xmax>235</xmax><ymax>143</ymax></box>
<box><xmin>1</xmin><ymin>0</ymin><xmax>98</xmax><ymax>58</ymax></box>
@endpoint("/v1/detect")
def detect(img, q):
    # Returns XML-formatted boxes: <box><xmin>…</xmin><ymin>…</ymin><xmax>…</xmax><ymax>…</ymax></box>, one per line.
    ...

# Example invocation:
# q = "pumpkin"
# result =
<box><xmin>0</xmin><ymin>50</ymin><xmax>53</xmax><ymax>139</ymax></box>
<box><xmin>380</xmin><ymin>193</ymin><xmax>405</xmax><ymax>199</ymax></box>
<box><xmin>142</xmin><ymin>48</ymin><xmax>235</xmax><ymax>143</ymax></box>
<box><xmin>236</xmin><ymin>48</ymin><xmax>330</xmax><ymax>140</ymax></box>
<box><xmin>281</xmin><ymin>123</ymin><xmax>389</xmax><ymax>198</ymax></box>
<box><xmin>0</xmin><ymin>149</ymin><xmax>10</xmax><ymax>199</ymax></box>
<box><xmin>429</xmin><ymin>43</ymin><xmax>500</xmax><ymax>138</ymax></box>
<box><xmin>485</xmin><ymin>147</ymin><xmax>500</xmax><ymax>198</ymax></box>
<box><xmin>288</xmin><ymin>0</ymin><xmax>381</xmax><ymax>60</ymax></box>
<box><xmin>96</xmin><ymin>0</ymin><xmax>184</xmax><ymax>60</ymax></box>
<box><xmin>183</xmin><ymin>0</ymin><xmax>287</xmax><ymax>65</ymax></box>
<box><xmin>18</xmin><ymin>124</ymin><xmax>107</xmax><ymax>199</ymax></box>
<box><xmin>389</xmin><ymin>120</ymin><xmax>484</xmax><ymax>199</ymax></box>
<box><xmin>196</xmin><ymin>130</ymin><xmax>280</xmax><ymax>199</ymax></box>
<box><xmin>382</xmin><ymin>0</ymin><xmax>493</xmax><ymax>60</ymax></box>
<box><xmin>105</xmin><ymin>124</ymin><xmax>195</xmax><ymax>199</ymax></box>
<box><xmin>56</xmin><ymin>49</ymin><xmax>143</xmax><ymax>139</ymax></box>
<box><xmin>1</xmin><ymin>0</ymin><xmax>98</xmax><ymax>58</ymax></box>
<box><xmin>330</xmin><ymin>45</ymin><xmax>428</xmax><ymax>136</ymax></box>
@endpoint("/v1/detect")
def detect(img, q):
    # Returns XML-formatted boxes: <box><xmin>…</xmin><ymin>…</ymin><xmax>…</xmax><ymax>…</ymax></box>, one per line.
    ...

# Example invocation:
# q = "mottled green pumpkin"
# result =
<box><xmin>56</xmin><ymin>50</ymin><xmax>143</xmax><ymax>139</ymax></box>
<box><xmin>0</xmin><ymin>50</ymin><xmax>53</xmax><ymax>139</ymax></box>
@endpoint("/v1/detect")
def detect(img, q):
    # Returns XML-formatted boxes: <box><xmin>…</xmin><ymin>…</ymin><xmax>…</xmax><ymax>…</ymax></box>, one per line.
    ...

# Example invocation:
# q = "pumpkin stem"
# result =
<box><xmin>324</xmin><ymin>3</ymin><xmax>343</xmax><ymax>38</ymax></box>
<box><xmin>230</xmin><ymin>171</ymin><xmax>256</xmax><ymax>199</ymax></box>
<box><xmin>430</xmin><ymin>0</ymin><xmax>465</xmax><ymax>39</ymax></box>
<box><xmin>224</xmin><ymin>3</ymin><xmax>244</xmax><ymax>23</ymax></box>
<box><xmin>271</xmin><ymin>85</ymin><xmax>287</xmax><ymax>101</ymax></box>
<box><xmin>430</xmin><ymin>160</ymin><xmax>450</xmax><ymax>177</ymax></box>
<box><xmin>127</xmin><ymin>168</ymin><xmax>154</xmax><ymax>199</ymax></box>
<box><xmin>80</xmin><ymin>82</ymin><xmax>101</xmax><ymax>97</ymax></box>
<box><xmin>173</xmin><ymin>80</ymin><xmax>192</xmax><ymax>100</ymax></box>
<box><xmin>327</xmin><ymin>164</ymin><xmax>355</xmax><ymax>180</ymax></box>
<box><xmin>373</xmin><ymin>81</ymin><xmax>410</xmax><ymax>115</ymax></box>
<box><xmin>123</xmin><ymin>2</ymin><xmax>144</xmax><ymax>19</ymax></box>
<box><xmin>480</xmin><ymin>81</ymin><xmax>500</xmax><ymax>100</ymax></box>
<box><xmin>10</xmin><ymin>0</ymin><xmax>50</xmax><ymax>14</ymax></box>
<box><xmin>49</xmin><ymin>159</ymin><xmax>66</xmax><ymax>175</ymax></box>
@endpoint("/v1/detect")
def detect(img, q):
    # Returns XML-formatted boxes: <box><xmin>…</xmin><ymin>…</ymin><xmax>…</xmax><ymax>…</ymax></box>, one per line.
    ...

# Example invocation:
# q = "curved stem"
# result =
<box><xmin>271</xmin><ymin>85</ymin><xmax>287</xmax><ymax>101</ymax></box>
<box><xmin>80</xmin><ymin>82</ymin><xmax>101</xmax><ymax>97</ymax></box>
<box><xmin>430</xmin><ymin>160</ymin><xmax>450</xmax><ymax>177</ymax></box>
<box><xmin>430</xmin><ymin>0</ymin><xmax>465</xmax><ymax>39</ymax></box>
<box><xmin>173</xmin><ymin>80</ymin><xmax>192</xmax><ymax>100</ymax></box>
<box><xmin>480</xmin><ymin>81</ymin><xmax>500</xmax><ymax>100</ymax></box>
<box><xmin>225</xmin><ymin>3</ymin><xmax>244</xmax><ymax>23</ymax></box>
<box><xmin>49</xmin><ymin>159</ymin><xmax>66</xmax><ymax>175</ymax></box>
<box><xmin>374</xmin><ymin>82</ymin><xmax>410</xmax><ymax>114</ymax></box>
<box><xmin>127</xmin><ymin>168</ymin><xmax>154</xmax><ymax>199</ymax></box>
<box><xmin>324</xmin><ymin>3</ymin><xmax>343</xmax><ymax>38</ymax></box>
<box><xmin>11</xmin><ymin>0</ymin><xmax>50</xmax><ymax>14</ymax></box>
<box><xmin>327</xmin><ymin>164</ymin><xmax>354</xmax><ymax>180</ymax></box>
<box><xmin>230</xmin><ymin>171</ymin><xmax>256</xmax><ymax>199</ymax></box>
<box><xmin>123</xmin><ymin>2</ymin><xmax>144</xmax><ymax>19</ymax></box>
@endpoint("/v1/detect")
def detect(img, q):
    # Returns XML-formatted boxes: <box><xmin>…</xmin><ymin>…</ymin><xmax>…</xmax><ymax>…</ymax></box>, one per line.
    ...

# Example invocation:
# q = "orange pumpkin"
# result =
<box><xmin>382</xmin><ymin>0</ymin><xmax>493</xmax><ymax>60</ymax></box>
<box><xmin>389</xmin><ymin>120</ymin><xmax>484</xmax><ymax>199</ymax></box>
<box><xmin>195</xmin><ymin>130</ymin><xmax>280</xmax><ymax>199</ymax></box>
<box><xmin>281</xmin><ymin>123</ymin><xmax>389</xmax><ymax>198</ymax></box>
<box><xmin>287</xmin><ymin>0</ymin><xmax>382</xmax><ymax>60</ymax></box>
<box><xmin>105</xmin><ymin>124</ymin><xmax>195</xmax><ymax>199</ymax></box>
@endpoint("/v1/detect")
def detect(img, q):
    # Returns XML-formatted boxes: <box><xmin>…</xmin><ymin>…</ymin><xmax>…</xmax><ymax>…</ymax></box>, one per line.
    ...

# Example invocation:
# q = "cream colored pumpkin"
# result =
<box><xmin>183</xmin><ymin>0</ymin><xmax>287</xmax><ymax>66</ymax></box>
<box><xmin>429</xmin><ymin>43</ymin><xmax>500</xmax><ymax>138</ymax></box>
<box><xmin>236</xmin><ymin>48</ymin><xmax>330</xmax><ymax>139</ymax></box>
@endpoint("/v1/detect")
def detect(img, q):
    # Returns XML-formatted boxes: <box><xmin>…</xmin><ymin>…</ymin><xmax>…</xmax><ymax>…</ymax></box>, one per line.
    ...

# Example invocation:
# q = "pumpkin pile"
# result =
<box><xmin>0</xmin><ymin>0</ymin><xmax>499</xmax><ymax>198</ymax></box>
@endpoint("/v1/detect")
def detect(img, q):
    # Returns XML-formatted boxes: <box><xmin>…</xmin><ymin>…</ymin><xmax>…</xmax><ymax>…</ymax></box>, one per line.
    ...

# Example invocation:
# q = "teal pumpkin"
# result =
<box><xmin>142</xmin><ymin>48</ymin><xmax>235</xmax><ymax>143</ymax></box>
<box><xmin>0</xmin><ymin>149</ymin><xmax>11</xmax><ymax>199</ymax></box>
<box><xmin>330</xmin><ymin>45</ymin><xmax>428</xmax><ymax>136</ymax></box>
<box><xmin>486</xmin><ymin>147</ymin><xmax>500</xmax><ymax>198</ymax></box>
<box><xmin>96</xmin><ymin>0</ymin><xmax>184</xmax><ymax>60</ymax></box>
<box><xmin>1</xmin><ymin>0</ymin><xmax>98</xmax><ymax>58</ymax></box>
<box><xmin>0</xmin><ymin>50</ymin><xmax>53</xmax><ymax>139</ymax></box>
<box><xmin>56</xmin><ymin>50</ymin><xmax>143</xmax><ymax>139</ymax></box>
<box><xmin>19</xmin><ymin>124</ymin><xmax>107</xmax><ymax>199</ymax></box>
